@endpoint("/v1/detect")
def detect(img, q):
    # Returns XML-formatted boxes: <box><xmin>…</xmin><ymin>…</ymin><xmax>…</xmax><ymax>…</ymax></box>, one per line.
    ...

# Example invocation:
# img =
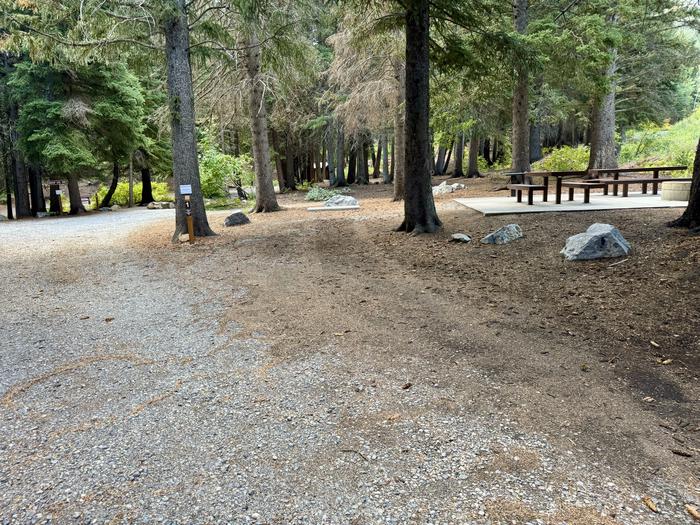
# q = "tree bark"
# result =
<box><xmin>393</xmin><ymin>62</ymin><xmax>406</xmax><ymax>201</ymax></box>
<box><xmin>139</xmin><ymin>167</ymin><xmax>155</xmax><ymax>205</ymax></box>
<box><xmin>529</xmin><ymin>121</ymin><xmax>542</xmax><ymax>162</ymax></box>
<box><xmin>668</xmin><ymin>138</ymin><xmax>700</xmax><ymax>230</ymax></box>
<box><xmin>270</xmin><ymin>129</ymin><xmax>286</xmax><ymax>193</ymax></box>
<box><xmin>511</xmin><ymin>0</ymin><xmax>530</xmax><ymax>174</ymax></box>
<box><xmin>335</xmin><ymin>130</ymin><xmax>346</xmax><ymax>187</ymax></box>
<box><xmin>347</xmin><ymin>140</ymin><xmax>357</xmax><ymax>185</ymax></box>
<box><xmin>389</xmin><ymin>136</ymin><xmax>395</xmax><ymax>182</ymax></box>
<box><xmin>397</xmin><ymin>0</ymin><xmax>441</xmax><ymax>233</ymax></box>
<box><xmin>443</xmin><ymin>146</ymin><xmax>452</xmax><ymax>175</ymax></box>
<box><xmin>358</xmin><ymin>138</ymin><xmax>369</xmax><ymax>184</ymax></box>
<box><xmin>482</xmin><ymin>138</ymin><xmax>491</xmax><ymax>166</ymax></box>
<box><xmin>434</xmin><ymin>146</ymin><xmax>446</xmax><ymax>175</ymax></box>
<box><xmin>453</xmin><ymin>132</ymin><xmax>464</xmax><ymax>178</ymax></box>
<box><xmin>467</xmin><ymin>134</ymin><xmax>481</xmax><ymax>178</ymax></box>
<box><xmin>373</xmin><ymin>136</ymin><xmax>382</xmax><ymax>179</ymax></box>
<box><xmin>244</xmin><ymin>31</ymin><xmax>280</xmax><ymax>212</ymax></box>
<box><xmin>28</xmin><ymin>165</ymin><xmax>45</xmax><ymax>215</ymax></box>
<box><xmin>164</xmin><ymin>0</ymin><xmax>215</xmax><ymax>239</ymax></box>
<box><xmin>10</xmin><ymin>111</ymin><xmax>30</xmax><ymax>218</ymax></box>
<box><xmin>382</xmin><ymin>134</ymin><xmax>390</xmax><ymax>183</ymax></box>
<box><xmin>326</xmin><ymin>126</ymin><xmax>335</xmax><ymax>186</ymax></box>
<box><xmin>67</xmin><ymin>173</ymin><xmax>85</xmax><ymax>215</ymax></box>
<box><xmin>588</xmin><ymin>49</ymin><xmax>618</xmax><ymax>171</ymax></box>
<box><xmin>3</xmin><ymin>147</ymin><xmax>13</xmax><ymax>219</ymax></box>
<box><xmin>100</xmin><ymin>160</ymin><xmax>120</xmax><ymax>208</ymax></box>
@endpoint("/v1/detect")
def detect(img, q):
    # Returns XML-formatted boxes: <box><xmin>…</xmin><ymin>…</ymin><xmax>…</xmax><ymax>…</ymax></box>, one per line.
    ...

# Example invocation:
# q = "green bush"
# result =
<box><xmin>305</xmin><ymin>185</ymin><xmax>350</xmax><ymax>201</ymax></box>
<box><xmin>205</xmin><ymin>197</ymin><xmax>246</xmax><ymax>210</ymax></box>
<box><xmin>199</xmin><ymin>137</ymin><xmax>255</xmax><ymax>198</ymax></box>
<box><xmin>96</xmin><ymin>181</ymin><xmax>172</xmax><ymax>207</ymax></box>
<box><xmin>532</xmin><ymin>145</ymin><xmax>590</xmax><ymax>172</ymax></box>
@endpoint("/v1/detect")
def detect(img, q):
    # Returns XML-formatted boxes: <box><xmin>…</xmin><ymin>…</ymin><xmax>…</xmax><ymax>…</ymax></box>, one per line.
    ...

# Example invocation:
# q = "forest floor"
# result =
<box><xmin>1</xmin><ymin>176</ymin><xmax>699</xmax><ymax>524</ymax></box>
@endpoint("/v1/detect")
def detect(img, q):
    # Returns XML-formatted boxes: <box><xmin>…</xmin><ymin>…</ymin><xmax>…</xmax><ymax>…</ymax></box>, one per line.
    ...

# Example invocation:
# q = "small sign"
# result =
<box><xmin>179</xmin><ymin>184</ymin><xmax>193</xmax><ymax>195</ymax></box>
<box><xmin>55</xmin><ymin>190</ymin><xmax>63</xmax><ymax>196</ymax></box>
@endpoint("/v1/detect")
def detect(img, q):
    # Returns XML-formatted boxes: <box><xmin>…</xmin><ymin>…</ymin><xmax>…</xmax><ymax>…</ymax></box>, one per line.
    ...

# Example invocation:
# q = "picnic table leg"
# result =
<box><xmin>613</xmin><ymin>173</ymin><xmax>619</xmax><ymax>196</ymax></box>
<box><xmin>568</xmin><ymin>187</ymin><xmax>574</xmax><ymax>201</ymax></box>
<box><xmin>642</xmin><ymin>182</ymin><xmax>648</xmax><ymax>194</ymax></box>
<box><xmin>516</xmin><ymin>189</ymin><xmax>522</xmax><ymax>203</ymax></box>
<box><xmin>542</xmin><ymin>176</ymin><xmax>549</xmax><ymax>202</ymax></box>
<box><xmin>603</xmin><ymin>184</ymin><xmax>609</xmax><ymax>196</ymax></box>
<box><xmin>527</xmin><ymin>189</ymin><xmax>534</xmax><ymax>205</ymax></box>
<box><xmin>584</xmin><ymin>188</ymin><xmax>590</xmax><ymax>204</ymax></box>
<box><xmin>622</xmin><ymin>183</ymin><xmax>629</xmax><ymax>197</ymax></box>
<box><xmin>556</xmin><ymin>178</ymin><xmax>562</xmax><ymax>204</ymax></box>
<box><xmin>652</xmin><ymin>169</ymin><xmax>659</xmax><ymax>195</ymax></box>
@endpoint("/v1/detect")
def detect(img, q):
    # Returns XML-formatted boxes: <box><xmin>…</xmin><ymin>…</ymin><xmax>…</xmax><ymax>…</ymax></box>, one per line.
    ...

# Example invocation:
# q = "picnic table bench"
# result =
<box><xmin>588</xmin><ymin>166</ymin><xmax>687</xmax><ymax>196</ymax></box>
<box><xmin>561</xmin><ymin>181</ymin><xmax>608</xmax><ymax>203</ymax></box>
<box><xmin>507</xmin><ymin>171</ymin><xmax>587</xmax><ymax>204</ymax></box>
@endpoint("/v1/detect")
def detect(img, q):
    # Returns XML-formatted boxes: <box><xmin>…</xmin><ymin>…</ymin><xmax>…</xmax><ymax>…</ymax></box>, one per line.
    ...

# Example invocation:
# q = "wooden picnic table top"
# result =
<box><xmin>505</xmin><ymin>170</ymin><xmax>587</xmax><ymax>177</ymax></box>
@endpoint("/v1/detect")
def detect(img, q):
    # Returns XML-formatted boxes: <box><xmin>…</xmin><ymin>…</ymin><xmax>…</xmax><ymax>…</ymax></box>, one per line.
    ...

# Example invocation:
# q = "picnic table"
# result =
<box><xmin>588</xmin><ymin>166</ymin><xmax>688</xmax><ymax>196</ymax></box>
<box><xmin>507</xmin><ymin>166</ymin><xmax>688</xmax><ymax>204</ymax></box>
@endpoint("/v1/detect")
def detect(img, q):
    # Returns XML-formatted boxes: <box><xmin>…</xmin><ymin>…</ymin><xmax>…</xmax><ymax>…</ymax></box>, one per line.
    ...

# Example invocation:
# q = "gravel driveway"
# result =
<box><xmin>1</xmin><ymin>206</ymin><xmax>698</xmax><ymax>524</ymax></box>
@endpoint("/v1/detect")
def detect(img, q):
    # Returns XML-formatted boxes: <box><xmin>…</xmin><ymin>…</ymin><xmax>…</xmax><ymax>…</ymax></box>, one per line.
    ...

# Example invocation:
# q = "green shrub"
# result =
<box><xmin>96</xmin><ymin>181</ymin><xmax>172</xmax><ymax>206</ymax></box>
<box><xmin>199</xmin><ymin>137</ymin><xmax>254</xmax><ymax>198</ymax></box>
<box><xmin>305</xmin><ymin>185</ymin><xmax>350</xmax><ymax>201</ymax></box>
<box><xmin>532</xmin><ymin>145</ymin><xmax>590</xmax><ymax>172</ymax></box>
<box><xmin>205</xmin><ymin>197</ymin><xmax>245</xmax><ymax>210</ymax></box>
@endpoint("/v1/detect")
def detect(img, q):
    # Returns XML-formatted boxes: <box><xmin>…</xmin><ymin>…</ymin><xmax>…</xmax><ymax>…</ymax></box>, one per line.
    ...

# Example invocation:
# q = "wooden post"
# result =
<box><xmin>185</xmin><ymin>195</ymin><xmax>194</xmax><ymax>244</ymax></box>
<box><xmin>128</xmin><ymin>154</ymin><xmax>134</xmax><ymax>208</ymax></box>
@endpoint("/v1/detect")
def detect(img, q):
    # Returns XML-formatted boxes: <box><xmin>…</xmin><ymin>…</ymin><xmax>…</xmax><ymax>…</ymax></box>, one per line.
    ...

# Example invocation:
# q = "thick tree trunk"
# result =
<box><xmin>393</xmin><ymin>62</ymin><xmax>406</xmax><ymax>201</ymax></box>
<box><xmin>357</xmin><ymin>139</ymin><xmax>369</xmax><ymax>184</ymax></box>
<box><xmin>164</xmin><ymin>0</ymin><xmax>214</xmax><ymax>239</ymax></box>
<box><xmin>511</xmin><ymin>0</ymin><xmax>530</xmax><ymax>173</ymax></box>
<box><xmin>434</xmin><ymin>146</ymin><xmax>447</xmax><ymax>175</ymax></box>
<box><xmin>3</xmin><ymin>151</ymin><xmax>13</xmax><ymax>219</ymax></box>
<box><xmin>398</xmin><ymin>0</ymin><xmax>441</xmax><ymax>233</ymax></box>
<box><xmin>335</xmin><ymin>130</ymin><xmax>346</xmax><ymax>187</ymax></box>
<box><xmin>482</xmin><ymin>138</ymin><xmax>491</xmax><ymax>166</ymax></box>
<box><xmin>588</xmin><ymin>50</ymin><xmax>618</xmax><ymax>171</ymax></box>
<box><xmin>11</xmin><ymin>144</ymin><xmax>30</xmax><ymax>218</ymax></box>
<box><xmin>28</xmin><ymin>165</ymin><xmax>45</xmax><ymax>216</ymax></box>
<box><xmin>326</xmin><ymin>127</ymin><xmax>335</xmax><ymax>185</ymax></box>
<box><xmin>668</xmin><ymin>139</ymin><xmax>700</xmax><ymax>230</ymax></box>
<box><xmin>67</xmin><ymin>173</ymin><xmax>85</xmax><ymax>215</ymax></box>
<box><xmin>140</xmin><ymin>167</ymin><xmax>155</xmax><ymax>205</ymax></box>
<box><xmin>100</xmin><ymin>161</ymin><xmax>120</xmax><ymax>208</ymax></box>
<box><xmin>467</xmin><ymin>134</ymin><xmax>481</xmax><ymax>178</ymax></box>
<box><xmin>453</xmin><ymin>133</ymin><xmax>464</xmax><ymax>178</ymax></box>
<box><xmin>244</xmin><ymin>32</ymin><xmax>279</xmax><ymax>212</ymax></box>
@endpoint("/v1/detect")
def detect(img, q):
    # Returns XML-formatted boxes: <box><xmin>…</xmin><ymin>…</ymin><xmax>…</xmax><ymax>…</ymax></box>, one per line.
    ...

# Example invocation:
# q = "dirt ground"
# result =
<box><xmin>2</xmin><ymin>175</ymin><xmax>699</xmax><ymax>524</ymax></box>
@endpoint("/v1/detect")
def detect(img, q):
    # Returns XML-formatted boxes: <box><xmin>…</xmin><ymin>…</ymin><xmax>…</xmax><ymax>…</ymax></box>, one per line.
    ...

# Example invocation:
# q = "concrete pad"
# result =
<box><xmin>307</xmin><ymin>205</ymin><xmax>361</xmax><ymax>212</ymax></box>
<box><xmin>455</xmin><ymin>192</ymin><xmax>688</xmax><ymax>216</ymax></box>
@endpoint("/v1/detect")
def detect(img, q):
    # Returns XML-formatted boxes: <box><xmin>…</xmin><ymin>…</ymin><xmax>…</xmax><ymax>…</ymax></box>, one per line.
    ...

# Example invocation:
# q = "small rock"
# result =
<box><xmin>224</xmin><ymin>211</ymin><xmax>251</xmax><ymax>227</ymax></box>
<box><xmin>450</xmin><ymin>233</ymin><xmax>472</xmax><ymax>243</ymax></box>
<box><xmin>0</xmin><ymin>214</ymin><xmax>7</xmax><ymax>221</ymax></box>
<box><xmin>324</xmin><ymin>195</ymin><xmax>358</xmax><ymax>207</ymax></box>
<box><xmin>480</xmin><ymin>224</ymin><xmax>523</xmax><ymax>245</ymax></box>
<box><xmin>561</xmin><ymin>223</ymin><xmax>631</xmax><ymax>261</ymax></box>
<box><xmin>98</xmin><ymin>207</ymin><xmax>112</xmax><ymax>212</ymax></box>
<box><xmin>111</xmin><ymin>204</ymin><xmax>120</xmax><ymax>211</ymax></box>
<box><xmin>147</xmin><ymin>202</ymin><xmax>162</xmax><ymax>210</ymax></box>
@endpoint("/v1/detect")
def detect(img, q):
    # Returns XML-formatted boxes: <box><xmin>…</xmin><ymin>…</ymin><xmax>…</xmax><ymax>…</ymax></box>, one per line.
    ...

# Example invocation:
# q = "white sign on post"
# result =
<box><xmin>179</xmin><ymin>184</ymin><xmax>193</xmax><ymax>195</ymax></box>
<box><xmin>55</xmin><ymin>190</ymin><xmax>63</xmax><ymax>196</ymax></box>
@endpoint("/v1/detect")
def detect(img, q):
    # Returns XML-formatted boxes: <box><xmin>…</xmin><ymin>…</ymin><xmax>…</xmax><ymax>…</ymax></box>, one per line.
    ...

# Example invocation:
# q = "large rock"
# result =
<box><xmin>432</xmin><ymin>181</ymin><xmax>466</xmax><ymax>196</ymax></box>
<box><xmin>561</xmin><ymin>223</ymin><xmax>631</xmax><ymax>261</ymax></box>
<box><xmin>224</xmin><ymin>211</ymin><xmax>251</xmax><ymax>227</ymax></box>
<box><xmin>324</xmin><ymin>195</ymin><xmax>359</xmax><ymax>207</ymax></box>
<box><xmin>147</xmin><ymin>202</ymin><xmax>163</xmax><ymax>209</ymax></box>
<box><xmin>480</xmin><ymin>224</ymin><xmax>523</xmax><ymax>245</ymax></box>
<box><xmin>111</xmin><ymin>204</ymin><xmax>121</xmax><ymax>211</ymax></box>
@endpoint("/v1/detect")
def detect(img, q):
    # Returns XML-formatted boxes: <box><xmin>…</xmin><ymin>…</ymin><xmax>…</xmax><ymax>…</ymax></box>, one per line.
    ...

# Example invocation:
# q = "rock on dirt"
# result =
<box><xmin>480</xmin><ymin>224</ymin><xmax>523</xmax><ymax>245</ymax></box>
<box><xmin>561</xmin><ymin>223</ymin><xmax>631</xmax><ymax>261</ymax></box>
<box><xmin>224</xmin><ymin>211</ymin><xmax>251</xmax><ymax>227</ymax></box>
<box><xmin>0</xmin><ymin>214</ymin><xmax>6</xmax><ymax>221</ymax></box>
<box><xmin>450</xmin><ymin>233</ymin><xmax>472</xmax><ymax>243</ymax></box>
<box><xmin>433</xmin><ymin>181</ymin><xmax>466</xmax><ymax>196</ymax></box>
<box><xmin>325</xmin><ymin>195</ymin><xmax>359</xmax><ymax>207</ymax></box>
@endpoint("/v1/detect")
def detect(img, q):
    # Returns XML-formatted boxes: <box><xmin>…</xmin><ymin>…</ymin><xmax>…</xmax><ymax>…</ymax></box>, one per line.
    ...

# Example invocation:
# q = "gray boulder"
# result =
<box><xmin>480</xmin><ymin>224</ymin><xmax>523</xmax><ymax>245</ymax></box>
<box><xmin>324</xmin><ymin>195</ymin><xmax>359</xmax><ymax>207</ymax></box>
<box><xmin>432</xmin><ymin>181</ymin><xmax>466</xmax><ymax>196</ymax></box>
<box><xmin>450</xmin><ymin>233</ymin><xmax>472</xmax><ymax>243</ymax></box>
<box><xmin>147</xmin><ymin>202</ymin><xmax>163</xmax><ymax>209</ymax></box>
<box><xmin>561</xmin><ymin>223</ymin><xmax>631</xmax><ymax>261</ymax></box>
<box><xmin>111</xmin><ymin>204</ymin><xmax>121</xmax><ymax>211</ymax></box>
<box><xmin>224</xmin><ymin>211</ymin><xmax>251</xmax><ymax>227</ymax></box>
<box><xmin>99</xmin><ymin>207</ymin><xmax>113</xmax><ymax>212</ymax></box>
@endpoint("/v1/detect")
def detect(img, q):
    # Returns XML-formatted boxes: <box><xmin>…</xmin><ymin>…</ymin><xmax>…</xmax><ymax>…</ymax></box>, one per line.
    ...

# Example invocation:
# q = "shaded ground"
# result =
<box><xmin>1</xmin><ymin>177</ymin><xmax>698</xmax><ymax>524</ymax></box>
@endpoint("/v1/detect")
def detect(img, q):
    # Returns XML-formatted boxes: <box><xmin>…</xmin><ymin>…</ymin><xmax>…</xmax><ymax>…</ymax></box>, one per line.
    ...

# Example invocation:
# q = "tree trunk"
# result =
<box><xmin>326</xmin><ymin>126</ymin><xmax>335</xmax><ymax>185</ymax></box>
<box><xmin>389</xmin><ymin>136</ymin><xmax>395</xmax><ymax>182</ymax></box>
<box><xmin>67</xmin><ymin>173</ymin><xmax>85</xmax><ymax>215</ymax></box>
<box><xmin>373</xmin><ymin>136</ymin><xmax>382</xmax><ymax>179</ymax></box>
<box><xmin>244</xmin><ymin>32</ymin><xmax>279</xmax><ymax>212</ymax></box>
<box><xmin>668</xmin><ymin>139</ymin><xmax>700</xmax><ymax>230</ymax></box>
<box><xmin>382</xmin><ymin>134</ymin><xmax>390</xmax><ymax>183</ymax></box>
<box><xmin>398</xmin><ymin>0</ymin><xmax>441</xmax><ymax>233</ymax></box>
<box><xmin>443</xmin><ymin>146</ymin><xmax>452</xmax><ymax>175</ymax></box>
<box><xmin>434</xmin><ymin>146</ymin><xmax>447</xmax><ymax>175</ymax></box>
<box><xmin>10</xmin><ymin>139</ymin><xmax>30</xmax><ymax>218</ymax></box>
<box><xmin>393</xmin><ymin>62</ymin><xmax>406</xmax><ymax>201</ymax></box>
<box><xmin>453</xmin><ymin>132</ymin><xmax>464</xmax><ymax>178</ymax></box>
<box><xmin>164</xmin><ymin>0</ymin><xmax>215</xmax><ymax>239</ymax></box>
<box><xmin>358</xmin><ymin>139</ymin><xmax>369</xmax><ymax>184</ymax></box>
<box><xmin>511</xmin><ymin>0</ymin><xmax>530</xmax><ymax>174</ymax></box>
<box><xmin>335</xmin><ymin>130</ymin><xmax>346</xmax><ymax>187</ymax></box>
<box><xmin>529</xmin><ymin>121</ymin><xmax>542</xmax><ymax>163</ymax></box>
<box><xmin>3</xmin><ymin>149</ymin><xmax>13</xmax><ymax>219</ymax></box>
<box><xmin>588</xmin><ymin>49</ymin><xmax>618</xmax><ymax>171</ymax></box>
<box><xmin>270</xmin><ymin>129</ymin><xmax>286</xmax><ymax>193</ymax></box>
<box><xmin>28</xmin><ymin>165</ymin><xmax>45</xmax><ymax>215</ymax></box>
<box><xmin>347</xmin><ymin>141</ymin><xmax>357</xmax><ymax>184</ymax></box>
<box><xmin>467</xmin><ymin>134</ymin><xmax>481</xmax><ymax>178</ymax></box>
<box><xmin>100</xmin><ymin>160</ymin><xmax>120</xmax><ymax>208</ymax></box>
<box><xmin>285</xmin><ymin>136</ymin><xmax>297</xmax><ymax>191</ymax></box>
